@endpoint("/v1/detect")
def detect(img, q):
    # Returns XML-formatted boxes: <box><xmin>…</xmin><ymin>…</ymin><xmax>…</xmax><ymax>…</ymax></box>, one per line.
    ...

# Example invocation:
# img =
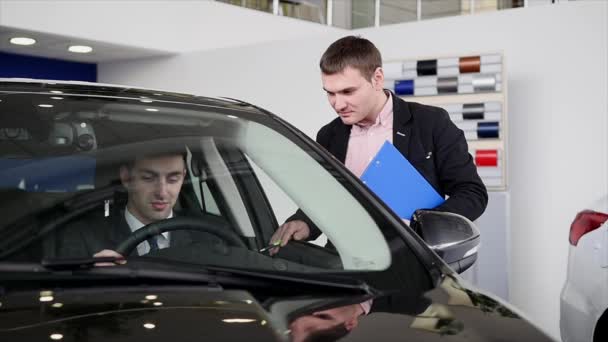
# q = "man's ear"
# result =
<box><xmin>372</xmin><ymin>67</ymin><xmax>384</xmax><ymax>91</ymax></box>
<box><xmin>119</xmin><ymin>166</ymin><xmax>131</xmax><ymax>188</ymax></box>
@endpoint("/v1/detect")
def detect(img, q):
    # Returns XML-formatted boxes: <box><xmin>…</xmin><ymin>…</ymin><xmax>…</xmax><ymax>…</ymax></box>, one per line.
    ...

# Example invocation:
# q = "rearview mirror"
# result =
<box><xmin>412</xmin><ymin>210</ymin><xmax>480</xmax><ymax>273</ymax></box>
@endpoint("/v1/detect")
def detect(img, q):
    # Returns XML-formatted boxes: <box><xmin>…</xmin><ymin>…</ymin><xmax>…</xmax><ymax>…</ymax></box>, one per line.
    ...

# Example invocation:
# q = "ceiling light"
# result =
<box><xmin>68</xmin><ymin>45</ymin><xmax>93</xmax><ymax>54</ymax></box>
<box><xmin>40</xmin><ymin>295</ymin><xmax>54</xmax><ymax>302</ymax></box>
<box><xmin>143</xmin><ymin>323</ymin><xmax>156</xmax><ymax>329</ymax></box>
<box><xmin>222</xmin><ymin>318</ymin><xmax>256</xmax><ymax>324</ymax></box>
<box><xmin>145</xmin><ymin>108</ymin><xmax>158</xmax><ymax>112</ymax></box>
<box><xmin>50</xmin><ymin>333</ymin><xmax>63</xmax><ymax>340</ymax></box>
<box><xmin>51</xmin><ymin>303</ymin><xmax>63</xmax><ymax>308</ymax></box>
<box><xmin>38</xmin><ymin>104</ymin><xmax>53</xmax><ymax>108</ymax></box>
<box><xmin>51</xmin><ymin>97</ymin><xmax>63</xmax><ymax>100</ymax></box>
<box><xmin>10</xmin><ymin>37</ymin><xmax>36</xmax><ymax>46</ymax></box>
<box><xmin>40</xmin><ymin>290</ymin><xmax>54</xmax><ymax>302</ymax></box>
<box><xmin>50</xmin><ymin>90</ymin><xmax>63</xmax><ymax>94</ymax></box>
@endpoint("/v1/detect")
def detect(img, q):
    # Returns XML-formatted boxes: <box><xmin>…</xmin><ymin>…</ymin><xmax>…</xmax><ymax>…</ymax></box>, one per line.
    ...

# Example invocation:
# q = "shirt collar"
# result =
<box><xmin>355</xmin><ymin>91</ymin><xmax>393</xmax><ymax>129</ymax></box>
<box><xmin>124</xmin><ymin>207</ymin><xmax>172</xmax><ymax>237</ymax></box>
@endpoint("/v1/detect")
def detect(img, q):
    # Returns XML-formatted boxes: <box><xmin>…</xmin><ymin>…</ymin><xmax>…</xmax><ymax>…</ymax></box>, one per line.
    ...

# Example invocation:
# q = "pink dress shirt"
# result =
<box><xmin>344</xmin><ymin>93</ymin><xmax>393</xmax><ymax>315</ymax></box>
<box><xmin>345</xmin><ymin>93</ymin><xmax>393</xmax><ymax>178</ymax></box>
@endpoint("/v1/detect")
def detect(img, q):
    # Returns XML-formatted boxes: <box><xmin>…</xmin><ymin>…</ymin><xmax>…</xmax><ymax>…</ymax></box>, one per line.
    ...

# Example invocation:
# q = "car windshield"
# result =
<box><xmin>0</xmin><ymin>87</ymin><xmax>392</xmax><ymax>274</ymax></box>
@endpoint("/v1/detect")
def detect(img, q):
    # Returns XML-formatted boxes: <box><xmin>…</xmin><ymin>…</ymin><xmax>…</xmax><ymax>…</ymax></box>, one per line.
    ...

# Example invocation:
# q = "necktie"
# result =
<box><xmin>147</xmin><ymin>236</ymin><xmax>159</xmax><ymax>252</ymax></box>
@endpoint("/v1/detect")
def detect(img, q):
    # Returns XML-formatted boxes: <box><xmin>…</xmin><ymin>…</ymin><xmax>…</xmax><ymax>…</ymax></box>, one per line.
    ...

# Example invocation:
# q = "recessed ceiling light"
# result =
<box><xmin>222</xmin><ymin>318</ymin><xmax>256</xmax><ymax>324</ymax></box>
<box><xmin>10</xmin><ymin>37</ymin><xmax>36</xmax><ymax>46</ymax></box>
<box><xmin>38</xmin><ymin>104</ymin><xmax>54</xmax><ymax>108</ymax></box>
<box><xmin>51</xmin><ymin>97</ymin><xmax>63</xmax><ymax>100</ymax></box>
<box><xmin>145</xmin><ymin>108</ymin><xmax>158</xmax><ymax>112</ymax></box>
<box><xmin>68</xmin><ymin>45</ymin><xmax>93</xmax><ymax>54</ymax></box>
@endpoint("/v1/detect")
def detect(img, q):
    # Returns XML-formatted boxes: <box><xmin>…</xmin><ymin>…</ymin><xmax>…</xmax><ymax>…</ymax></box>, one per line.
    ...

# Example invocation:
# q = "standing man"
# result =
<box><xmin>271</xmin><ymin>35</ymin><xmax>487</xmax><ymax>249</ymax></box>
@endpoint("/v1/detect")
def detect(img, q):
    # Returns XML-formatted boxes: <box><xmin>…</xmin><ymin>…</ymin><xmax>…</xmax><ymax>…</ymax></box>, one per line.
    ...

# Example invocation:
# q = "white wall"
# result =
<box><xmin>99</xmin><ymin>2</ymin><xmax>607</xmax><ymax>339</ymax></box>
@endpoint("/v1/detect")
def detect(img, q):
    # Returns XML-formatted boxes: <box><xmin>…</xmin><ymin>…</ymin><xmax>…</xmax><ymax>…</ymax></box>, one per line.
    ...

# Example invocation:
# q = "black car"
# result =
<box><xmin>0</xmin><ymin>79</ymin><xmax>553</xmax><ymax>341</ymax></box>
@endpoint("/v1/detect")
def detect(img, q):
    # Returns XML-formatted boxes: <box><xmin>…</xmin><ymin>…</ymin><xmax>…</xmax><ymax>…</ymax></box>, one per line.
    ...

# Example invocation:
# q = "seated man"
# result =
<box><xmin>49</xmin><ymin>152</ymin><xmax>203</xmax><ymax>261</ymax></box>
<box><xmin>94</xmin><ymin>152</ymin><xmax>187</xmax><ymax>260</ymax></box>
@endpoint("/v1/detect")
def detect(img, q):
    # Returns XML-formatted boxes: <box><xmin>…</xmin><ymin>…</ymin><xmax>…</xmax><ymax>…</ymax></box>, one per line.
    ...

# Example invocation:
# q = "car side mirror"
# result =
<box><xmin>412</xmin><ymin>210</ymin><xmax>480</xmax><ymax>274</ymax></box>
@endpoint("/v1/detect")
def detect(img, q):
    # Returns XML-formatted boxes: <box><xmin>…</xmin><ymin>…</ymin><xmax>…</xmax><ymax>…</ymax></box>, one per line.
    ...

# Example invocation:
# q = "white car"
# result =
<box><xmin>560</xmin><ymin>195</ymin><xmax>608</xmax><ymax>342</ymax></box>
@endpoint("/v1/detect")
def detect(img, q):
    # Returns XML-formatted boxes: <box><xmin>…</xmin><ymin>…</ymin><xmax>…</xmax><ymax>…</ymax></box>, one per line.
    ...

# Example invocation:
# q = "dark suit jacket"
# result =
<box><xmin>290</xmin><ymin>92</ymin><xmax>487</xmax><ymax>240</ymax></box>
<box><xmin>47</xmin><ymin>205</ymin><xmax>210</xmax><ymax>258</ymax></box>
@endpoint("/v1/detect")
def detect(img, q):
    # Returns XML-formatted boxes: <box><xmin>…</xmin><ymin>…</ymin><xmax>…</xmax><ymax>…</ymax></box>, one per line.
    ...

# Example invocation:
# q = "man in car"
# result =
<box><xmin>92</xmin><ymin>152</ymin><xmax>187</xmax><ymax>261</ymax></box>
<box><xmin>51</xmin><ymin>152</ymin><xmax>198</xmax><ymax>262</ymax></box>
<box><xmin>270</xmin><ymin>35</ymin><xmax>488</xmax><ymax>251</ymax></box>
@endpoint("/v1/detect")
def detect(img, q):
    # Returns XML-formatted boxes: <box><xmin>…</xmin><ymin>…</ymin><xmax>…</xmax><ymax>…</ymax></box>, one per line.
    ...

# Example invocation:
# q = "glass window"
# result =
<box><xmin>421</xmin><ymin>0</ymin><xmax>466</xmax><ymax>20</ymax></box>
<box><xmin>473</xmin><ymin>0</ymin><xmax>525</xmax><ymax>13</ymax></box>
<box><xmin>216</xmin><ymin>0</ymin><xmax>273</xmax><ymax>13</ymax></box>
<box><xmin>0</xmin><ymin>91</ymin><xmax>392</xmax><ymax>273</ymax></box>
<box><xmin>380</xmin><ymin>0</ymin><xmax>417</xmax><ymax>26</ymax></box>
<box><xmin>352</xmin><ymin>0</ymin><xmax>376</xmax><ymax>28</ymax></box>
<box><xmin>280</xmin><ymin>0</ymin><xmax>327</xmax><ymax>24</ymax></box>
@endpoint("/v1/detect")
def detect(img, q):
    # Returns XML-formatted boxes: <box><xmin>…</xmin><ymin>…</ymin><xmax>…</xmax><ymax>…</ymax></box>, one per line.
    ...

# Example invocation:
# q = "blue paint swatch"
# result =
<box><xmin>477</xmin><ymin>121</ymin><xmax>499</xmax><ymax>138</ymax></box>
<box><xmin>394</xmin><ymin>80</ymin><xmax>414</xmax><ymax>95</ymax></box>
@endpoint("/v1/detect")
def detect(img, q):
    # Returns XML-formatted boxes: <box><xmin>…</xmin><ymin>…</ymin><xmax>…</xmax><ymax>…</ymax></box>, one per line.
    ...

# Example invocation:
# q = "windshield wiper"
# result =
<box><xmin>5</xmin><ymin>258</ymin><xmax>375</xmax><ymax>297</ymax></box>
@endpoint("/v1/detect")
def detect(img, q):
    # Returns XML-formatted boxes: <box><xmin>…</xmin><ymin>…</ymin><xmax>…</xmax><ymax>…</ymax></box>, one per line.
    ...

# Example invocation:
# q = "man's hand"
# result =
<box><xmin>268</xmin><ymin>220</ymin><xmax>310</xmax><ymax>255</ymax></box>
<box><xmin>93</xmin><ymin>249</ymin><xmax>126</xmax><ymax>266</ymax></box>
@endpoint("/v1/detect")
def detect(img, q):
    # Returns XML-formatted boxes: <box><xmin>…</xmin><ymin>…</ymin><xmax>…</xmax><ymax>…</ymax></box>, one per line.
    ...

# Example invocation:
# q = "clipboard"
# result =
<box><xmin>360</xmin><ymin>141</ymin><xmax>445</xmax><ymax>219</ymax></box>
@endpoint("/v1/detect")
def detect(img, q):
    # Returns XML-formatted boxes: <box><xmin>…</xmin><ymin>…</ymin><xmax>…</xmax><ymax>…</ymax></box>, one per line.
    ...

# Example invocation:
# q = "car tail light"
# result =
<box><xmin>569</xmin><ymin>210</ymin><xmax>608</xmax><ymax>246</ymax></box>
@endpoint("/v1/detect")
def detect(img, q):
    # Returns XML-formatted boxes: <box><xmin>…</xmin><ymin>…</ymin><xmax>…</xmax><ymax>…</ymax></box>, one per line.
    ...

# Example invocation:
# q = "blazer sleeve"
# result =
<box><xmin>431</xmin><ymin>109</ymin><xmax>488</xmax><ymax>221</ymax></box>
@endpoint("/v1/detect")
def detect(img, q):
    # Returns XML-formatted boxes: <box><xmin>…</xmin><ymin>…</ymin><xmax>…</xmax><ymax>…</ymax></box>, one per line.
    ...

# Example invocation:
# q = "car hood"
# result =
<box><xmin>0</xmin><ymin>274</ymin><xmax>554</xmax><ymax>342</ymax></box>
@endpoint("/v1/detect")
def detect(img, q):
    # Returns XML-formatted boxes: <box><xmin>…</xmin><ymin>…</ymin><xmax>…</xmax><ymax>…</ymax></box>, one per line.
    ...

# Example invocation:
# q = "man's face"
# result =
<box><xmin>120</xmin><ymin>155</ymin><xmax>186</xmax><ymax>225</ymax></box>
<box><xmin>322</xmin><ymin>66</ymin><xmax>384</xmax><ymax>126</ymax></box>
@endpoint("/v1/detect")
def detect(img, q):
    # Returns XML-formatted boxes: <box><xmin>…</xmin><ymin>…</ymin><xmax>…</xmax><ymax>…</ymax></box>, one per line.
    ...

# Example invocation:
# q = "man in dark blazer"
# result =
<box><xmin>270</xmin><ymin>35</ymin><xmax>487</xmax><ymax>250</ymax></box>
<box><xmin>49</xmin><ymin>153</ymin><xmax>210</xmax><ymax>260</ymax></box>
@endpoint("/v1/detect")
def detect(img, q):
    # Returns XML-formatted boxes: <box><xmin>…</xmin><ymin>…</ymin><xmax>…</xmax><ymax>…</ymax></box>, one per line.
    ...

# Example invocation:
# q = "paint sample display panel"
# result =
<box><xmin>385</xmin><ymin>53</ymin><xmax>507</xmax><ymax>190</ymax></box>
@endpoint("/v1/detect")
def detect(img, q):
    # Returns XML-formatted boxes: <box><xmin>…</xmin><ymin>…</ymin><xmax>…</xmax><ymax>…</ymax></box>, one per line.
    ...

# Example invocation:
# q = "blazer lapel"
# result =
<box><xmin>332</xmin><ymin>123</ymin><xmax>351</xmax><ymax>163</ymax></box>
<box><xmin>391</xmin><ymin>92</ymin><xmax>412</xmax><ymax>159</ymax></box>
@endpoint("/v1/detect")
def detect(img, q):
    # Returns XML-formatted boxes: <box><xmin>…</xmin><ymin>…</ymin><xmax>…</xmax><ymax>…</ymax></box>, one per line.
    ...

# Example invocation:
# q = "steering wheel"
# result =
<box><xmin>115</xmin><ymin>216</ymin><xmax>247</xmax><ymax>256</ymax></box>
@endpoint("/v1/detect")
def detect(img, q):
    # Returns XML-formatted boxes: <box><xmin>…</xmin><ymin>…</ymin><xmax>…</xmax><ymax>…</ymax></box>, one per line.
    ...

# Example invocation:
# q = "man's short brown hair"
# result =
<box><xmin>319</xmin><ymin>36</ymin><xmax>382</xmax><ymax>81</ymax></box>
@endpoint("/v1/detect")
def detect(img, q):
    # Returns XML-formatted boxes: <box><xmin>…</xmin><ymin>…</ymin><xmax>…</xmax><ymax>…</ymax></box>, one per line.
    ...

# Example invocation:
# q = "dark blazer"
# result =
<box><xmin>289</xmin><ymin>93</ymin><xmax>487</xmax><ymax>241</ymax></box>
<box><xmin>47</xmin><ymin>205</ymin><xmax>208</xmax><ymax>258</ymax></box>
<box><xmin>317</xmin><ymin>92</ymin><xmax>488</xmax><ymax>221</ymax></box>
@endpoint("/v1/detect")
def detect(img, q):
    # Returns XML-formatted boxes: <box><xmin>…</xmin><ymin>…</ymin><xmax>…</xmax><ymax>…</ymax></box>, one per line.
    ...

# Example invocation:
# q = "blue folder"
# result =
<box><xmin>360</xmin><ymin>141</ymin><xmax>445</xmax><ymax>219</ymax></box>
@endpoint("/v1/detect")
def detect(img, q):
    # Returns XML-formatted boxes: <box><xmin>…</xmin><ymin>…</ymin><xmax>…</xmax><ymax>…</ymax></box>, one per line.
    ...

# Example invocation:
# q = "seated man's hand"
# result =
<box><xmin>93</xmin><ymin>249</ymin><xmax>126</xmax><ymax>266</ymax></box>
<box><xmin>268</xmin><ymin>220</ymin><xmax>310</xmax><ymax>256</ymax></box>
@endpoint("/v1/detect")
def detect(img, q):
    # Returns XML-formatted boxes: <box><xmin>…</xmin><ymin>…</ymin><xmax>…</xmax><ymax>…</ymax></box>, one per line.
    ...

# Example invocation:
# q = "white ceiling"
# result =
<box><xmin>0</xmin><ymin>0</ymin><xmax>345</xmax><ymax>63</ymax></box>
<box><xmin>0</xmin><ymin>26</ymin><xmax>174</xmax><ymax>63</ymax></box>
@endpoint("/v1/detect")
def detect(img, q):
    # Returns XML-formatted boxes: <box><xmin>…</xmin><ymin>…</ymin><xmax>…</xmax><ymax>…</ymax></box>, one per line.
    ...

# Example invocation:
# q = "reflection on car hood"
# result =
<box><xmin>0</xmin><ymin>275</ymin><xmax>555</xmax><ymax>341</ymax></box>
<box><xmin>0</xmin><ymin>288</ymin><xmax>286</xmax><ymax>341</ymax></box>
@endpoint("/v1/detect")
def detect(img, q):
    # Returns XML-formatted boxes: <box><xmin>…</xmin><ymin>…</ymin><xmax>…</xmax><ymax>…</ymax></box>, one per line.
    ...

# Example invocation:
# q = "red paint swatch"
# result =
<box><xmin>476</xmin><ymin>149</ymin><xmax>498</xmax><ymax>166</ymax></box>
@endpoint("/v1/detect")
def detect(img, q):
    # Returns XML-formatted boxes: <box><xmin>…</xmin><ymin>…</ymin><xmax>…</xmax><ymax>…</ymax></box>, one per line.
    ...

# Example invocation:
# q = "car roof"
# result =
<box><xmin>0</xmin><ymin>78</ymin><xmax>267</xmax><ymax>116</ymax></box>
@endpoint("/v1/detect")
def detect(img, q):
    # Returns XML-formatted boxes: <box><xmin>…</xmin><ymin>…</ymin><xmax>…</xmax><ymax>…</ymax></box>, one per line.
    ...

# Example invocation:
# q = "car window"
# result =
<box><xmin>0</xmin><ymin>92</ymin><xmax>392</xmax><ymax>273</ymax></box>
